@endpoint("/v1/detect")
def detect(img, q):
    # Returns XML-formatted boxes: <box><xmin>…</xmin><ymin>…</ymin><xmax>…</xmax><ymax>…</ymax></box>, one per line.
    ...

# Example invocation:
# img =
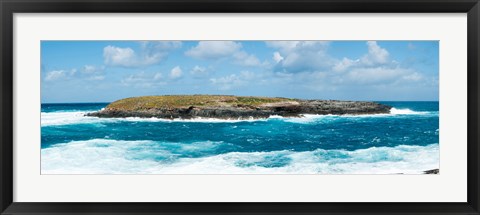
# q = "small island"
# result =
<box><xmin>86</xmin><ymin>95</ymin><xmax>392</xmax><ymax>119</ymax></box>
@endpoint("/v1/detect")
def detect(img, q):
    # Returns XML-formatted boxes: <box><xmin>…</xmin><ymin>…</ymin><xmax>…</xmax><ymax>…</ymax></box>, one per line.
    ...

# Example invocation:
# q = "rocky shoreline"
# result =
<box><xmin>86</xmin><ymin>95</ymin><xmax>392</xmax><ymax>120</ymax></box>
<box><xmin>424</xmin><ymin>169</ymin><xmax>439</xmax><ymax>174</ymax></box>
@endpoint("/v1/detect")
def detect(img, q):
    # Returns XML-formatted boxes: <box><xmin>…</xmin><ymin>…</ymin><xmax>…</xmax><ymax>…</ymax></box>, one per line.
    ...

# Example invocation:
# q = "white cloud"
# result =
<box><xmin>69</xmin><ymin>69</ymin><xmax>77</xmax><ymax>76</ymax></box>
<box><xmin>79</xmin><ymin>65</ymin><xmax>106</xmax><ymax>81</ymax></box>
<box><xmin>360</xmin><ymin>41</ymin><xmax>390</xmax><ymax>65</ymax></box>
<box><xmin>266</xmin><ymin>41</ymin><xmax>329</xmax><ymax>54</ymax></box>
<box><xmin>268</xmin><ymin>41</ymin><xmax>333</xmax><ymax>73</ymax></box>
<box><xmin>83</xmin><ymin>65</ymin><xmax>97</xmax><ymax>73</ymax></box>
<box><xmin>329</xmin><ymin>42</ymin><xmax>424</xmax><ymax>86</ymax></box>
<box><xmin>190</xmin><ymin>66</ymin><xmax>210</xmax><ymax>78</ymax></box>
<box><xmin>83</xmin><ymin>65</ymin><xmax>105</xmax><ymax>74</ymax></box>
<box><xmin>332</xmin><ymin>41</ymin><xmax>394</xmax><ymax>74</ymax></box>
<box><xmin>45</xmin><ymin>67</ymin><xmax>104</xmax><ymax>82</ymax></box>
<box><xmin>103</xmin><ymin>46</ymin><xmax>137</xmax><ymax>67</ymax></box>
<box><xmin>271</xmin><ymin>41</ymin><xmax>393</xmax><ymax>77</ymax></box>
<box><xmin>266</xmin><ymin>41</ymin><xmax>301</xmax><ymax>53</ymax></box>
<box><xmin>334</xmin><ymin>41</ymin><xmax>391</xmax><ymax>71</ymax></box>
<box><xmin>169</xmin><ymin>66</ymin><xmax>183</xmax><ymax>80</ymax></box>
<box><xmin>185</xmin><ymin>41</ymin><xmax>264</xmax><ymax>67</ymax></box>
<box><xmin>273</xmin><ymin>52</ymin><xmax>284</xmax><ymax>63</ymax></box>
<box><xmin>210</xmin><ymin>71</ymin><xmax>256</xmax><ymax>90</ymax></box>
<box><xmin>153</xmin><ymin>72</ymin><xmax>163</xmax><ymax>80</ymax></box>
<box><xmin>121</xmin><ymin>72</ymin><xmax>166</xmax><ymax>88</ymax></box>
<box><xmin>333</xmin><ymin>58</ymin><xmax>359</xmax><ymax>72</ymax></box>
<box><xmin>88</xmin><ymin>75</ymin><xmax>105</xmax><ymax>81</ymax></box>
<box><xmin>402</xmin><ymin>72</ymin><xmax>423</xmax><ymax>81</ymax></box>
<box><xmin>122</xmin><ymin>72</ymin><xmax>147</xmax><ymax>83</ymax></box>
<box><xmin>233</xmin><ymin>51</ymin><xmax>262</xmax><ymax>66</ymax></box>
<box><xmin>345</xmin><ymin>67</ymin><xmax>411</xmax><ymax>84</ymax></box>
<box><xmin>45</xmin><ymin>70</ymin><xmax>66</xmax><ymax>81</ymax></box>
<box><xmin>185</xmin><ymin>41</ymin><xmax>241</xmax><ymax>59</ymax></box>
<box><xmin>103</xmin><ymin>41</ymin><xmax>181</xmax><ymax>68</ymax></box>
<box><xmin>139</xmin><ymin>41</ymin><xmax>181</xmax><ymax>51</ymax></box>
<box><xmin>268</xmin><ymin>41</ymin><xmax>423</xmax><ymax>90</ymax></box>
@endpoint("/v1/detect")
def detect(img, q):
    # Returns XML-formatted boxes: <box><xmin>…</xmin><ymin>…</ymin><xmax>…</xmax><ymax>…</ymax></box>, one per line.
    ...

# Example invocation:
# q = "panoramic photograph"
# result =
<box><xmin>41</xmin><ymin>40</ymin><xmax>439</xmax><ymax>174</ymax></box>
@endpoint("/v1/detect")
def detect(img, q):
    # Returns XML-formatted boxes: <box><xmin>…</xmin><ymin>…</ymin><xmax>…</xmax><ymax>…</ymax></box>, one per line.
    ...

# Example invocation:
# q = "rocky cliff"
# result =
<box><xmin>86</xmin><ymin>95</ymin><xmax>392</xmax><ymax>119</ymax></box>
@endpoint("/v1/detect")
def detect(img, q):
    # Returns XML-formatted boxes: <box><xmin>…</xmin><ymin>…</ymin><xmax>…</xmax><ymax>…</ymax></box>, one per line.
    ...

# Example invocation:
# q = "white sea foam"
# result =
<box><xmin>41</xmin><ymin>111</ymin><xmax>271</xmax><ymax>126</ymax></box>
<box><xmin>267</xmin><ymin>108</ymin><xmax>435</xmax><ymax>124</ymax></box>
<box><xmin>41</xmin><ymin>111</ymin><xmax>107</xmax><ymax>126</ymax></box>
<box><xmin>41</xmin><ymin>139</ymin><xmax>439</xmax><ymax>174</ymax></box>
<box><xmin>41</xmin><ymin>111</ymin><xmax>167</xmax><ymax>126</ymax></box>
<box><xmin>275</xmin><ymin>114</ymin><xmax>334</xmax><ymax>124</ymax></box>
<box><xmin>41</xmin><ymin>107</ymin><xmax>437</xmax><ymax>127</ymax></box>
<box><xmin>389</xmin><ymin>108</ymin><xmax>430</xmax><ymax>115</ymax></box>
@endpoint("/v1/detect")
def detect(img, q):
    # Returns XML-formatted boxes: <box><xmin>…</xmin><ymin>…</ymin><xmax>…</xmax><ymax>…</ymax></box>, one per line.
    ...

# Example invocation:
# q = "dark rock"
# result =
<box><xmin>85</xmin><ymin>99</ymin><xmax>392</xmax><ymax>120</ymax></box>
<box><xmin>424</xmin><ymin>169</ymin><xmax>439</xmax><ymax>174</ymax></box>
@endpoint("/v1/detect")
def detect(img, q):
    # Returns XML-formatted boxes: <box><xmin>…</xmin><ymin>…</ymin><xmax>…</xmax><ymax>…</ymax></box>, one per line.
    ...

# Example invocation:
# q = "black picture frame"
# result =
<box><xmin>1</xmin><ymin>0</ymin><xmax>479</xmax><ymax>214</ymax></box>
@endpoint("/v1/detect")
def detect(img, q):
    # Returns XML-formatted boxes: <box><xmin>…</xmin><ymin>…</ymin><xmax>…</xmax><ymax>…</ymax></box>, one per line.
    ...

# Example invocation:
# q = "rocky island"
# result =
<box><xmin>86</xmin><ymin>95</ymin><xmax>392</xmax><ymax>120</ymax></box>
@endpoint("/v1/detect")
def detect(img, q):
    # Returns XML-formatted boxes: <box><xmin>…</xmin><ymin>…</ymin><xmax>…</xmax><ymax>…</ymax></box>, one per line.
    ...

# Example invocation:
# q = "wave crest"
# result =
<box><xmin>41</xmin><ymin>139</ymin><xmax>439</xmax><ymax>174</ymax></box>
<box><xmin>41</xmin><ymin>107</ymin><xmax>437</xmax><ymax>127</ymax></box>
<box><xmin>389</xmin><ymin>108</ymin><xmax>430</xmax><ymax>115</ymax></box>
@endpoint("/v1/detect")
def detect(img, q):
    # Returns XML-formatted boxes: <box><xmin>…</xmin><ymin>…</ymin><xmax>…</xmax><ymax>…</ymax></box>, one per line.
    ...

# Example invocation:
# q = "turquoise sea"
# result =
<box><xmin>41</xmin><ymin>101</ymin><xmax>439</xmax><ymax>174</ymax></box>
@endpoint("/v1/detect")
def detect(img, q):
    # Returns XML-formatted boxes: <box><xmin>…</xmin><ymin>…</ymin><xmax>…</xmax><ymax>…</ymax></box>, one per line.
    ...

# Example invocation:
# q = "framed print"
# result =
<box><xmin>39</xmin><ymin>40</ymin><xmax>441</xmax><ymax>175</ymax></box>
<box><xmin>1</xmin><ymin>0</ymin><xmax>479</xmax><ymax>214</ymax></box>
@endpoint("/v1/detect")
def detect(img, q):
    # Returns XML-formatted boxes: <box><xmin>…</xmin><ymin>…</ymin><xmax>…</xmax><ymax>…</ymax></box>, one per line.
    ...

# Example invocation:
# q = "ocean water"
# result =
<box><xmin>40</xmin><ymin>101</ymin><xmax>439</xmax><ymax>174</ymax></box>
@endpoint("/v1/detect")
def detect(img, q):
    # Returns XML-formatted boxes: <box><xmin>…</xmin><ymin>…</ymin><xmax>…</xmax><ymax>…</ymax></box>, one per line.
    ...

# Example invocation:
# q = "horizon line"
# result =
<box><xmin>41</xmin><ymin>100</ymin><xmax>441</xmax><ymax>104</ymax></box>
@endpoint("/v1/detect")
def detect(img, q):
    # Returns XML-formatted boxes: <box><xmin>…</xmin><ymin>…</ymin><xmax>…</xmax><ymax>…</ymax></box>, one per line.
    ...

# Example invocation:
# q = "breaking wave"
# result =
<box><xmin>41</xmin><ymin>108</ymin><xmax>437</xmax><ymax>127</ymax></box>
<box><xmin>389</xmin><ymin>108</ymin><xmax>431</xmax><ymax>115</ymax></box>
<box><xmin>41</xmin><ymin>139</ymin><xmax>439</xmax><ymax>174</ymax></box>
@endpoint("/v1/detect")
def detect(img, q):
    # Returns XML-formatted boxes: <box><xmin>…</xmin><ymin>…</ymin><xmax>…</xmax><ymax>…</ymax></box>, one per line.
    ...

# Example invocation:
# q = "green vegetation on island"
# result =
<box><xmin>105</xmin><ymin>95</ymin><xmax>296</xmax><ymax>111</ymax></box>
<box><xmin>87</xmin><ymin>95</ymin><xmax>392</xmax><ymax>119</ymax></box>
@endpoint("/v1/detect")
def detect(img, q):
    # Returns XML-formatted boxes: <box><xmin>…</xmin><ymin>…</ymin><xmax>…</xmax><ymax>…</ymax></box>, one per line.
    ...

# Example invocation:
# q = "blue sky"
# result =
<box><xmin>41</xmin><ymin>41</ymin><xmax>439</xmax><ymax>103</ymax></box>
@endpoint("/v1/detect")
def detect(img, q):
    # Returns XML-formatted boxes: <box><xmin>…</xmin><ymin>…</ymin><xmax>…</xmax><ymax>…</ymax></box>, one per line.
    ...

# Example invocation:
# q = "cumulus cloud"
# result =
<box><xmin>266</xmin><ymin>41</ymin><xmax>329</xmax><ymax>54</ymax></box>
<box><xmin>44</xmin><ymin>69</ymin><xmax>78</xmax><ymax>81</ymax></box>
<box><xmin>121</xmin><ymin>72</ymin><xmax>166</xmax><ymax>88</ymax></box>
<box><xmin>79</xmin><ymin>65</ymin><xmax>106</xmax><ymax>81</ymax></box>
<box><xmin>88</xmin><ymin>75</ymin><xmax>105</xmax><ymax>81</ymax></box>
<box><xmin>269</xmin><ymin>41</ymin><xmax>393</xmax><ymax>75</ymax></box>
<box><xmin>268</xmin><ymin>41</ymin><xmax>333</xmax><ymax>73</ymax></box>
<box><xmin>266</xmin><ymin>41</ymin><xmax>301</xmax><ymax>53</ymax></box>
<box><xmin>69</xmin><ymin>69</ymin><xmax>77</xmax><ymax>76</ymax></box>
<box><xmin>169</xmin><ymin>66</ymin><xmax>183</xmax><ymax>80</ymax></box>
<box><xmin>45</xmin><ymin>70</ymin><xmax>67</xmax><ymax>81</ymax></box>
<box><xmin>103</xmin><ymin>41</ymin><xmax>181</xmax><ymax>68</ymax></box>
<box><xmin>185</xmin><ymin>41</ymin><xmax>241</xmax><ymax>59</ymax></box>
<box><xmin>140</xmin><ymin>41</ymin><xmax>181</xmax><ymax>51</ymax></box>
<box><xmin>185</xmin><ymin>41</ymin><xmax>264</xmax><ymax>67</ymax></box>
<box><xmin>233</xmin><ymin>51</ymin><xmax>262</xmax><ymax>66</ymax></box>
<box><xmin>333</xmin><ymin>41</ymin><xmax>392</xmax><ymax>73</ymax></box>
<box><xmin>266</xmin><ymin>41</ymin><xmax>429</xmax><ymax>93</ymax></box>
<box><xmin>360</xmin><ymin>41</ymin><xmax>390</xmax><ymax>65</ymax></box>
<box><xmin>83</xmin><ymin>65</ymin><xmax>97</xmax><ymax>73</ymax></box>
<box><xmin>190</xmin><ymin>66</ymin><xmax>211</xmax><ymax>78</ymax></box>
<box><xmin>273</xmin><ymin>52</ymin><xmax>284</xmax><ymax>63</ymax></box>
<box><xmin>103</xmin><ymin>46</ymin><xmax>137</xmax><ymax>67</ymax></box>
<box><xmin>333</xmin><ymin>58</ymin><xmax>359</xmax><ymax>72</ymax></box>
<box><xmin>83</xmin><ymin>65</ymin><xmax>105</xmax><ymax>74</ymax></box>
<box><xmin>345</xmin><ymin>67</ymin><xmax>411</xmax><ymax>84</ymax></box>
<box><xmin>331</xmin><ymin>42</ymin><xmax>425</xmax><ymax>86</ymax></box>
<box><xmin>153</xmin><ymin>72</ymin><xmax>163</xmax><ymax>81</ymax></box>
<box><xmin>402</xmin><ymin>72</ymin><xmax>423</xmax><ymax>82</ymax></box>
<box><xmin>210</xmin><ymin>71</ymin><xmax>256</xmax><ymax>90</ymax></box>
